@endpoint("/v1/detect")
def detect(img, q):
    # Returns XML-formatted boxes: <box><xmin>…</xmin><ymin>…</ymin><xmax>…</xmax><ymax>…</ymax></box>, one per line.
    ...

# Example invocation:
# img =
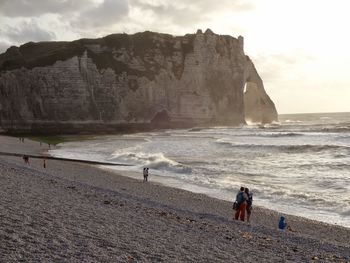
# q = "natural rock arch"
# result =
<box><xmin>0</xmin><ymin>30</ymin><xmax>278</xmax><ymax>134</ymax></box>
<box><xmin>243</xmin><ymin>56</ymin><xmax>278</xmax><ymax>124</ymax></box>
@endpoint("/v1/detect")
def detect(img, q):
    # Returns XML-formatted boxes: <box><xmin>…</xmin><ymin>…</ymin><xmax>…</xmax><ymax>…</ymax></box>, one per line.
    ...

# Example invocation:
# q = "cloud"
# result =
<box><xmin>72</xmin><ymin>0</ymin><xmax>129</xmax><ymax>29</ymax></box>
<box><xmin>130</xmin><ymin>0</ymin><xmax>254</xmax><ymax>27</ymax></box>
<box><xmin>131</xmin><ymin>2</ymin><xmax>194</xmax><ymax>27</ymax></box>
<box><xmin>252</xmin><ymin>51</ymin><xmax>315</xmax><ymax>83</ymax></box>
<box><xmin>133</xmin><ymin>0</ymin><xmax>254</xmax><ymax>14</ymax></box>
<box><xmin>0</xmin><ymin>42</ymin><xmax>11</xmax><ymax>53</ymax></box>
<box><xmin>0</xmin><ymin>0</ymin><xmax>93</xmax><ymax>17</ymax></box>
<box><xmin>0</xmin><ymin>20</ymin><xmax>56</xmax><ymax>44</ymax></box>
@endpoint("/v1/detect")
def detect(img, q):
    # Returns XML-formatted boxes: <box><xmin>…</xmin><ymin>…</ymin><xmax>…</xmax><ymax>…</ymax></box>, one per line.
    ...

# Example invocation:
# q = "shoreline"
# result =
<box><xmin>2</xmin><ymin>134</ymin><xmax>350</xmax><ymax>230</ymax></box>
<box><xmin>1</xmin><ymin>135</ymin><xmax>349</xmax><ymax>261</ymax></box>
<box><xmin>100</xmin><ymin>166</ymin><xmax>350</xmax><ymax>229</ymax></box>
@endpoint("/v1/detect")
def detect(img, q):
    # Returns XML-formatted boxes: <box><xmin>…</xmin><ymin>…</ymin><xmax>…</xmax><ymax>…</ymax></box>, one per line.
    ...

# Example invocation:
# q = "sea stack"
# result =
<box><xmin>0</xmin><ymin>29</ymin><xmax>278</xmax><ymax>134</ymax></box>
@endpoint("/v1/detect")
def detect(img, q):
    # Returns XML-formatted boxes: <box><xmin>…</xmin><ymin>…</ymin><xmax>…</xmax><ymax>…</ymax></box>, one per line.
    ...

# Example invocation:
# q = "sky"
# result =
<box><xmin>0</xmin><ymin>0</ymin><xmax>349</xmax><ymax>114</ymax></box>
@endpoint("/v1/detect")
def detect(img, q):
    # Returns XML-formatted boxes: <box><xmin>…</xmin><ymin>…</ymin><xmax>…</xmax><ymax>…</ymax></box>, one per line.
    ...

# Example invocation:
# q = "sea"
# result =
<box><xmin>49</xmin><ymin>112</ymin><xmax>350</xmax><ymax>228</ymax></box>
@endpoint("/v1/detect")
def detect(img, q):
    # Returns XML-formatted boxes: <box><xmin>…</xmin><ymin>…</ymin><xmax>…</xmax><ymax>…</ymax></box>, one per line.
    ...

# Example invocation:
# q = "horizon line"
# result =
<box><xmin>279</xmin><ymin>111</ymin><xmax>350</xmax><ymax>115</ymax></box>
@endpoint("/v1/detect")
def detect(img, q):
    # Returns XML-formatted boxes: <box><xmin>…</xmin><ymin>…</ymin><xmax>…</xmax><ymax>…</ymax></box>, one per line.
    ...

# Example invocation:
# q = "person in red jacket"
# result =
<box><xmin>234</xmin><ymin>186</ymin><xmax>248</xmax><ymax>221</ymax></box>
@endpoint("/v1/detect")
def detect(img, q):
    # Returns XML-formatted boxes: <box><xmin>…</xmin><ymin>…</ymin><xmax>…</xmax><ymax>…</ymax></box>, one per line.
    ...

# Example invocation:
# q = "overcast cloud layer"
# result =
<box><xmin>0</xmin><ymin>0</ymin><xmax>253</xmax><ymax>50</ymax></box>
<box><xmin>0</xmin><ymin>0</ymin><xmax>349</xmax><ymax>113</ymax></box>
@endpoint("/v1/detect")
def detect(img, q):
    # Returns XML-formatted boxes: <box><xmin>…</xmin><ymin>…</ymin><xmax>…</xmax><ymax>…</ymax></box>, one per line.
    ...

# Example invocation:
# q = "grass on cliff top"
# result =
<box><xmin>25</xmin><ymin>135</ymin><xmax>95</xmax><ymax>146</ymax></box>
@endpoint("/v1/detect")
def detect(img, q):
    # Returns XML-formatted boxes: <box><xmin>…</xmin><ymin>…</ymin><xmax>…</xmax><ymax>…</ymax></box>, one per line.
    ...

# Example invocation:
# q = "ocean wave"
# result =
<box><xmin>321</xmin><ymin>126</ymin><xmax>350</xmax><ymax>133</ymax></box>
<box><xmin>258</xmin><ymin>132</ymin><xmax>303</xmax><ymax>138</ymax></box>
<box><xmin>188</xmin><ymin>127</ymin><xmax>206</xmax><ymax>132</ymax></box>
<box><xmin>281</xmin><ymin>144</ymin><xmax>349</xmax><ymax>153</ymax></box>
<box><xmin>226</xmin><ymin>132</ymin><xmax>304</xmax><ymax>138</ymax></box>
<box><xmin>298</xmin><ymin>163</ymin><xmax>350</xmax><ymax>170</ymax></box>
<box><xmin>334</xmin><ymin>153</ymin><xmax>348</xmax><ymax>158</ymax></box>
<box><xmin>260</xmin><ymin>189</ymin><xmax>339</xmax><ymax>208</ymax></box>
<box><xmin>341</xmin><ymin>210</ymin><xmax>350</xmax><ymax>216</ymax></box>
<box><xmin>283</xmin><ymin>119</ymin><xmax>303</xmax><ymax>123</ymax></box>
<box><xmin>178</xmin><ymin>160</ymin><xmax>219</xmax><ymax>166</ymax></box>
<box><xmin>215</xmin><ymin>139</ymin><xmax>349</xmax><ymax>153</ymax></box>
<box><xmin>109</xmin><ymin>151</ymin><xmax>191</xmax><ymax>174</ymax></box>
<box><xmin>245</xmin><ymin>122</ymin><xmax>281</xmax><ymax>129</ymax></box>
<box><xmin>268</xmin><ymin>190</ymin><xmax>312</xmax><ymax>200</ymax></box>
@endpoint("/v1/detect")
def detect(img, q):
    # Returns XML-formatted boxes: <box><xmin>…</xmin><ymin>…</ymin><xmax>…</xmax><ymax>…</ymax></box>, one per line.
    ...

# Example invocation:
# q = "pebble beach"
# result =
<box><xmin>0</xmin><ymin>135</ymin><xmax>349</xmax><ymax>262</ymax></box>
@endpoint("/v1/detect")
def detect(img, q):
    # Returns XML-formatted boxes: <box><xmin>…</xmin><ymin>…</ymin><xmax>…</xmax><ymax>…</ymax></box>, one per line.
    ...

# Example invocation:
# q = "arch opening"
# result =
<box><xmin>243</xmin><ymin>80</ymin><xmax>278</xmax><ymax>125</ymax></box>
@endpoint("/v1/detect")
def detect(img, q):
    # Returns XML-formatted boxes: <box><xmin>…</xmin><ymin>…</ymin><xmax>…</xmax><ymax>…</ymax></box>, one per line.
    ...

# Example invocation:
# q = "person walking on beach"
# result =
<box><xmin>143</xmin><ymin>167</ymin><xmax>149</xmax><ymax>182</ymax></box>
<box><xmin>23</xmin><ymin>155</ymin><xmax>30</xmax><ymax>165</ymax></box>
<box><xmin>245</xmin><ymin>187</ymin><xmax>253</xmax><ymax>223</ymax></box>
<box><xmin>234</xmin><ymin>186</ymin><xmax>247</xmax><ymax>221</ymax></box>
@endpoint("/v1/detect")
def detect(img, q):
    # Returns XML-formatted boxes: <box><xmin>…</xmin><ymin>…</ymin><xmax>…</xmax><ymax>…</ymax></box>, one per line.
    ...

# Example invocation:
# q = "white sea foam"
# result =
<box><xmin>110</xmin><ymin>149</ymin><xmax>191</xmax><ymax>174</ymax></box>
<box><xmin>50</xmin><ymin>112</ymin><xmax>350</xmax><ymax>228</ymax></box>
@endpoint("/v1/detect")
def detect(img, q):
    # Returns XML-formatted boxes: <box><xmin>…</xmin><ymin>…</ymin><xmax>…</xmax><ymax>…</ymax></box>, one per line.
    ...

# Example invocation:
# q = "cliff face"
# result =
<box><xmin>244</xmin><ymin>57</ymin><xmax>278</xmax><ymax>124</ymax></box>
<box><xmin>0</xmin><ymin>29</ymin><xmax>278</xmax><ymax>134</ymax></box>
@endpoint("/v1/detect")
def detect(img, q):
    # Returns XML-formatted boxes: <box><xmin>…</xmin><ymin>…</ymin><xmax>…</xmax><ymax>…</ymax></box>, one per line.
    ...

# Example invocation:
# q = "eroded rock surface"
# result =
<box><xmin>0</xmin><ymin>30</ymin><xmax>278</xmax><ymax>134</ymax></box>
<box><xmin>244</xmin><ymin>57</ymin><xmax>278</xmax><ymax>124</ymax></box>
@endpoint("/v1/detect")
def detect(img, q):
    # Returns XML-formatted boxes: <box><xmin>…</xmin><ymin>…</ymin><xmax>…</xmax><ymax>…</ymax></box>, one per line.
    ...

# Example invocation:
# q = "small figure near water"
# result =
<box><xmin>279</xmin><ymin>216</ymin><xmax>287</xmax><ymax>230</ymax></box>
<box><xmin>278</xmin><ymin>216</ymin><xmax>293</xmax><ymax>231</ymax></box>
<box><xmin>245</xmin><ymin>187</ymin><xmax>253</xmax><ymax>223</ymax></box>
<box><xmin>233</xmin><ymin>186</ymin><xmax>248</xmax><ymax>221</ymax></box>
<box><xmin>43</xmin><ymin>159</ymin><xmax>46</xmax><ymax>168</ymax></box>
<box><xmin>23</xmin><ymin>155</ymin><xmax>30</xmax><ymax>165</ymax></box>
<box><xmin>143</xmin><ymin>167</ymin><xmax>149</xmax><ymax>182</ymax></box>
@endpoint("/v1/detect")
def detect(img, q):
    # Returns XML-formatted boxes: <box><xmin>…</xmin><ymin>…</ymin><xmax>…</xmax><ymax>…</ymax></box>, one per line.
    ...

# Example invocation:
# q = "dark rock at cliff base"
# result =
<box><xmin>0</xmin><ymin>30</ymin><xmax>278</xmax><ymax>134</ymax></box>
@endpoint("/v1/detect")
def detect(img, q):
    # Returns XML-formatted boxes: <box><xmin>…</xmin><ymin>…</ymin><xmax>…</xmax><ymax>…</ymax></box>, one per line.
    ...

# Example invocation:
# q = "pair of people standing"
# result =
<box><xmin>233</xmin><ymin>187</ymin><xmax>253</xmax><ymax>222</ymax></box>
<box><xmin>143</xmin><ymin>167</ymin><xmax>149</xmax><ymax>182</ymax></box>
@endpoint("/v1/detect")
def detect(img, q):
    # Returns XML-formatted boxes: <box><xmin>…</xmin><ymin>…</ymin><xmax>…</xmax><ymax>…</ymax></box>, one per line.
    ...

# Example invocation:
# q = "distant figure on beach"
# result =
<box><xmin>278</xmin><ymin>216</ymin><xmax>287</xmax><ymax>230</ymax></box>
<box><xmin>143</xmin><ymin>167</ymin><xmax>149</xmax><ymax>182</ymax></box>
<box><xmin>278</xmin><ymin>216</ymin><xmax>293</xmax><ymax>231</ymax></box>
<box><xmin>234</xmin><ymin>186</ymin><xmax>247</xmax><ymax>221</ymax></box>
<box><xmin>245</xmin><ymin>187</ymin><xmax>253</xmax><ymax>223</ymax></box>
<box><xmin>23</xmin><ymin>155</ymin><xmax>30</xmax><ymax>165</ymax></box>
<box><xmin>43</xmin><ymin>159</ymin><xmax>46</xmax><ymax>168</ymax></box>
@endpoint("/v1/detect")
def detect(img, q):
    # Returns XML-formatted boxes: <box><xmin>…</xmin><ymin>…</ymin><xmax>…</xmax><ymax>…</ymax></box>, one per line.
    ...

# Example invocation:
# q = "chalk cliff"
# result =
<box><xmin>244</xmin><ymin>56</ymin><xmax>278</xmax><ymax>124</ymax></box>
<box><xmin>0</xmin><ymin>30</ymin><xmax>278</xmax><ymax>134</ymax></box>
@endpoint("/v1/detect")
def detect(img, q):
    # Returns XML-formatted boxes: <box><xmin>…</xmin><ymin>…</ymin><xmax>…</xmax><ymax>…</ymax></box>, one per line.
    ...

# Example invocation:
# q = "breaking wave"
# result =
<box><xmin>109</xmin><ymin>151</ymin><xmax>191</xmax><ymax>174</ymax></box>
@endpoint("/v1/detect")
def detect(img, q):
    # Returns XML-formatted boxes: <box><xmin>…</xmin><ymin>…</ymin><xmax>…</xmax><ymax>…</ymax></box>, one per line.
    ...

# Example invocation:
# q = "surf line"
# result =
<box><xmin>0</xmin><ymin>151</ymin><xmax>133</xmax><ymax>166</ymax></box>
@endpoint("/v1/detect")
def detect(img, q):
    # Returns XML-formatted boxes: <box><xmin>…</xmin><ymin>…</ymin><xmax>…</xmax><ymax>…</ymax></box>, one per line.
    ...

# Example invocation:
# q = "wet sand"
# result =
<box><xmin>0</xmin><ymin>135</ymin><xmax>349</xmax><ymax>262</ymax></box>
